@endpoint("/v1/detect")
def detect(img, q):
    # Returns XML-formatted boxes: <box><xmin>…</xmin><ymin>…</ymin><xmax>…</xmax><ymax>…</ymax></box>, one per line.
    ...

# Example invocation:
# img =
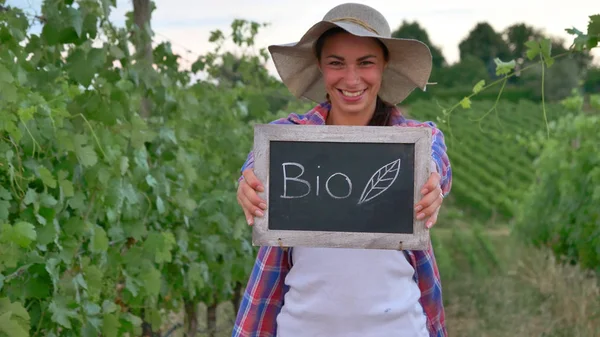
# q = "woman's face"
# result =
<box><xmin>318</xmin><ymin>32</ymin><xmax>387</xmax><ymax>121</ymax></box>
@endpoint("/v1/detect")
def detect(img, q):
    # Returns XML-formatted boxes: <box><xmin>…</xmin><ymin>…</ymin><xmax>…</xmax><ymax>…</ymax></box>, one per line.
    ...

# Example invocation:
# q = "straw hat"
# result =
<box><xmin>268</xmin><ymin>3</ymin><xmax>433</xmax><ymax>105</ymax></box>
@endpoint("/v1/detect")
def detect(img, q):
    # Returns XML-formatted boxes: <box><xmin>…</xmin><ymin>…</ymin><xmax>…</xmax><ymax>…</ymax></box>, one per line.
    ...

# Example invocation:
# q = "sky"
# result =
<box><xmin>8</xmin><ymin>0</ymin><xmax>600</xmax><ymax>79</ymax></box>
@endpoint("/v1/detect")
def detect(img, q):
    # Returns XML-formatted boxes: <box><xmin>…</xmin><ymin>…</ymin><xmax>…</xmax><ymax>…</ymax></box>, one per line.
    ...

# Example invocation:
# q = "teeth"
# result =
<box><xmin>341</xmin><ymin>90</ymin><xmax>364</xmax><ymax>97</ymax></box>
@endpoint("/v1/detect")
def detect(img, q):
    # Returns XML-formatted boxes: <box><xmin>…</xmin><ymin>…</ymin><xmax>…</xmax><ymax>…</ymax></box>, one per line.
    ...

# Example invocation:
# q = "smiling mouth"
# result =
<box><xmin>339</xmin><ymin>89</ymin><xmax>366</xmax><ymax>97</ymax></box>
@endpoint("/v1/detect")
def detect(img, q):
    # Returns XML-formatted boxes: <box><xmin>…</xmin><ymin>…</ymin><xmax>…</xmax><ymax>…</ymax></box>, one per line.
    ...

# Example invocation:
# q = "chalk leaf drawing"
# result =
<box><xmin>357</xmin><ymin>158</ymin><xmax>401</xmax><ymax>205</ymax></box>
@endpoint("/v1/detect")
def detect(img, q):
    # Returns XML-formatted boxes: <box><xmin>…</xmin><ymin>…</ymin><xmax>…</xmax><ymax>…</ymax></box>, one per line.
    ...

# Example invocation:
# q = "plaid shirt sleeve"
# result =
<box><xmin>232</xmin><ymin>246</ymin><xmax>291</xmax><ymax>337</ymax></box>
<box><xmin>395</xmin><ymin>119</ymin><xmax>452</xmax><ymax>195</ymax></box>
<box><xmin>398</xmin><ymin>118</ymin><xmax>452</xmax><ymax>337</ymax></box>
<box><xmin>233</xmin><ymin>116</ymin><xmax>296</xmax><ymax>337</ymax></box>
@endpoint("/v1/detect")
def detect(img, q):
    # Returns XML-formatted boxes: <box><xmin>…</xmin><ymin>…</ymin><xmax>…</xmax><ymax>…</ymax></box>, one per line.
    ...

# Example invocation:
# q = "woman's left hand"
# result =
<box><xmin>415</xmin><ymin>171</ymin><xmax>444</xmax><ymax>229</ymax></box>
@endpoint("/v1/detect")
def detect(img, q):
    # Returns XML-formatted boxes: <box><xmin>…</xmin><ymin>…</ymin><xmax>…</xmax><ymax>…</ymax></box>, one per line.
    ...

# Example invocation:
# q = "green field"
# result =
<box><xmin>406</xmin><ymin>99</ymin><xmax>564</xmax><ymax>222</ymax></box>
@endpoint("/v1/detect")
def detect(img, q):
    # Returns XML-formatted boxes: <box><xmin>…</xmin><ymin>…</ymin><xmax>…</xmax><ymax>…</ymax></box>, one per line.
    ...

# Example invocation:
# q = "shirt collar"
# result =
<box><xmin>288</xmin><ymin>101</ymin><xmax>405</xmax><ymax>126</ymax></box>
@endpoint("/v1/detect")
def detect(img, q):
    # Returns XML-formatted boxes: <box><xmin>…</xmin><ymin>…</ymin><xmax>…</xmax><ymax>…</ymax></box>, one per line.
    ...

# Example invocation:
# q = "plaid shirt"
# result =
<box><xmin>233</xmin><ymin>102</ymin><xmax>452</xmax><ymax>337</ymax></box>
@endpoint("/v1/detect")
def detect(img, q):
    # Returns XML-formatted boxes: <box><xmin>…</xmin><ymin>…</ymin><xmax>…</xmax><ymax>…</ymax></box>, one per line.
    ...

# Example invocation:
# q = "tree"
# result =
<box><xmin>392</xmin><ymin>20</ymin><xmax>446</xmax><ymax>68</ymax></box>
<box><xmin>132</xmin><ymin>0</ymin><xmax>155</xmax><ymax>119</ymax></box>
<box><xmin>503</xmin><ymin>23</ymin><xmax>543</xmax><ymax>62</ymax></box>
<box><xmin>434</xmin><ymin>55</ymin><xmax>490</xmax><ymax>88</ymax></box>
<box><xmin>459</xmin><ymin>22</ymin><xmax>511</xmax><ymax>78</ymax></box>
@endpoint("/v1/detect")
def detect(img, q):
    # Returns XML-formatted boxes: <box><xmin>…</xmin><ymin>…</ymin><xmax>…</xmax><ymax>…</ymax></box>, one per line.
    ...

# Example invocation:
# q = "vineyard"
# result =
<box><xmin>406</xmin><ymin>99</ymin><xmax>565</xmax><ymax>222</ymax></box>
<box><xmin>0</xmin><ymin>0</ymin><xmax>599</xmax><ymax>336</ymax></box>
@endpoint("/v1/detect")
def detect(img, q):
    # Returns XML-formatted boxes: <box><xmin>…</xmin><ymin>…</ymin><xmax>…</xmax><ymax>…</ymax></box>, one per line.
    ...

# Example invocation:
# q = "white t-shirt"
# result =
<box><xmin>275</xmin><ymin>246</ymin><xmax>428</xmax><ymax>337</ymax></box>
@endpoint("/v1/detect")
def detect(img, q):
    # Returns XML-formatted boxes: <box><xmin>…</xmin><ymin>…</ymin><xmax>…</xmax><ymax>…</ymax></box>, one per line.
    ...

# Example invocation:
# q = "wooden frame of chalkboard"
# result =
<box><xmin>251</xmin><ymin>124</ymin><xmax>432</xmax><ymax>251</ymax></box>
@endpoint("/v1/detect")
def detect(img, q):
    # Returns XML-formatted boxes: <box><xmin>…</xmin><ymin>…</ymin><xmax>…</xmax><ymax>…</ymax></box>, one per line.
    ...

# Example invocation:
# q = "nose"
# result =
<box><xmin>343</xmin><ymin>66</ymin><xmax>360</xmax><ymax>86</ymax></box>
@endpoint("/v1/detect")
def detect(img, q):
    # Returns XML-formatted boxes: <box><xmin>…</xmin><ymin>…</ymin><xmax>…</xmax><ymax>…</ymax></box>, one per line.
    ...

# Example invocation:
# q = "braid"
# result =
<box><xmin>368</xmin><ymin>96</ymin><xmax>392</xmax><ymax>126</ymax></box>
<box><xmin>325</xmin><ymin>95</ymin><xmax>392</xmax><ymax>126</ymax></box>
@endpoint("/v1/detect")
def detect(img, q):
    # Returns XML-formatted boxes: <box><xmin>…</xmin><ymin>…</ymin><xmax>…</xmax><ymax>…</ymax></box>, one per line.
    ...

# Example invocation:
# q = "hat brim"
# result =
<box><xmin>268</xmin><ymin>20</ymin><xmax>433</xmax><ymax>105</ymax></box>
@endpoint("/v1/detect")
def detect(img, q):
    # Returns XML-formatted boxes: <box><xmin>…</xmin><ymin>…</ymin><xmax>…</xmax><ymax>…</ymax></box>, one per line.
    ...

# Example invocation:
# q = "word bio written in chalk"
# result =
<box><xmin>279</xmin><ymin>158</ymin><xmax>402</xmax><ymax>205</ymax></box>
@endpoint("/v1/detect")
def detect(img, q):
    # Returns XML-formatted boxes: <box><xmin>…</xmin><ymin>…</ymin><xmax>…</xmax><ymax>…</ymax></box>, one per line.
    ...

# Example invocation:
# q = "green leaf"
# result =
<box><xmin>0</xmin><ymin>297</ymin><xmax>30</xmax><ymax>337</ymax></box>
<box><xmin>76</xmin><ymin>145</ymin><xmax>98</xmax><ymax>167</ymax></box>
<box><xmin>539</xmin><ymin>38</ymin><xmax>554</xmax><ymax>67</ymax></box>
<box><xmin>68</xmin><ymin>191</ymin><xmax>86</xmax><ymax>210</ymax></box>
<box><xmin>41</xmin><ymin>21</ymin><xmax>61</xmax><ymax>45</ymax></box>
<box><xmin>588</xmin><ymin>14</ymin><xmax>600</xmax><ymax>36</ymax></box>
<box><xmin>0</xmin><ymin>64</ymin><xmax>14</xmax><ymax>84</ymax></box>
<box><xmin>17</xmin><ymin>106</ymin><xmax>35</xmax><ymax>124</ymax></box>
<box><xmin>587</xmin><ymin>36</ymin><xmax>599</xmax><ymax>50</ymax></box>
<box><xmin>84</xmin><ymin>303</ymin><xmax>101</xmax><ymax>316</ymax></box>
<box><xmin>472</xmin><ymin>80</ymin><xmax>485</xmax><ymax>94</ymax></box>
<box><xmin>38</xmin><ymin>166</ymin><xmax>57</xmax><ymax>188</ymax></box>
<box><xmin>187</xmin><ymin>262</ymin><xmax>208</xmax><ymax>297</ymax></box>
<box><xmin>141</xmin><ymin>265</ymin><xmax>161</xmax><ymax>297</ymax></box>
<box><xmin>39</xmin><ymin>193</ymin><xmax>58</xmax><ymax>207</ymax></box>
<box><xmin>0</xmin><ymin>238</ymin><xmax>21</xmax><ymax>271</ymax></box>
<box><xmin>84</xmin><ymin>265</ymin><xmax>103</xmax><ymax>301</ymax></box>
<box><xmin>49</xmin><ymin>296</ymin><xmax>78</xmax><ymax>329</ymax></box>
<box><xmin>525</xmin><ymin>40</ymin><xmax>540</xmax><ymax>60</ymax></box>
<box><xmin>0</xmin><ymin>188</ymin><xmax>10</xmax><ymax>219</ymax></box>
<box><xmin>156</xmin><ymin>195</ymin><xmax>165</xmax><ymax>214</ymax></box>
<box><xmin>11</xmin><ymin>222</ymin><xmax>36</xmax><ymax>248</ymax></box>
<box><xmin>102</xmin><ymin>300</ymin><xmax>118</xmax><ymax>314</ymax></box>
<box><xmin>36</xmin><ymin>220</ymin><xmax>57</xmax><ymax>246</ymax></box>
<box><xmin>66</xmin><ymin>48</ymin><xmax>106</xmax><ymax>87</ymax></box>
<box><xmin>59</xmin><ymin>177</ymin><xmax>75</xmax><ymax>198</ymax></box>
<box><xmin>191</xmin><ymin>58</ymin><xmax>206</xmax><ymax>73</ymax></box>
<box><xmin>91</xmin><ymin>226</ymin><xmax>109</xmax><ymax>253</ymax></box>
<box><xmin>565</xmin><ymin>26</ymin><xmax>592</xmax><ymax>51</ymax></box>
<box><xmin>494</xmin><ymin>58</ymin><xmax>515</xmax><ymax>76</ymax></box>
<box><xmin>63</xmin><ymin>217</ymin><xmax>87</xmax><ymax>237</ymax></box>
<box><xmin>0</xmin><ymin>187</ymin><xmax>11</xmax><ymax>201</ymax></box>
<box><xmin>23</xmin><ymin>189</ymin><xmax>37</xmax><ymax>205</ymax></box>
<box><xmin>0</xmin><ymin>201</ymin><xmax>9</xmax><ymax>221</ymax></box>
<box><xmin>144</xmin><ymin>231</ymin><xmax>176</xmax><ymax>264</ymax></box>
<box><xmin>102</xmin><ymin>313</ymin><xmax>120</xmax><ymax>337</ymax></box>
<box><xmin>109</xmin><ymin>45</ymin><xmax>126</xmax><ymax>59</ymax></box>
<box><xmin>120</xmin><ymin>156</ymin><xmax>129</xmax><ymax>176</ymax></box>
<box><xmin>66</xmin><ymin>7</ymin><xmax>83</xmax><ymax>37</ymax></box>
<box><xmin>460</xmin><ymin>97</ymin><xmax>471</xmax><ymax>109</ymax></box>
<box><xmin>0</xmin><ymin>82</ymin><xmax>17</xmax><ymax>103</ymax></box>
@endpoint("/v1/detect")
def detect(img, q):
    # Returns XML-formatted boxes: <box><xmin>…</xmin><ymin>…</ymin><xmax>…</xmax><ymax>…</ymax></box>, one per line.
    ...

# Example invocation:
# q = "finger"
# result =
<box><xmin>415</xmin><ymin>186</ymin><xmax>442</xmax><ymax>213</ymax></box>
<box><xmin>421</xmin><ymin>172</ymin><xmax>441</xmax><ymax>195</ymax></box>
<box><xmin>241</xmin><ymin>181</ymin><xmax>267</xmax><ymax>210</ymax></box>
<box><xmin>416</xmin><ymin>192</ymin><xmax>443</xmax><ymax>221</ymax></box>
<box><xmin>242</xmin><ymin>169</ymin><xmax>264</xmax><ymax>192</ymax></box>
<box><xmin>239</xmin><ymin>188</ymin><xmax>265</xmax><ymax>219</ymax></box>
<box><xmin>237</xmin><ymin>195</ymin><xmax>255</xmax><ymax>225</ymax></box>
<box><xmin>425</xmin><ymin>207</ymin><xmax>440</xmax><ymax>229</ymax></box>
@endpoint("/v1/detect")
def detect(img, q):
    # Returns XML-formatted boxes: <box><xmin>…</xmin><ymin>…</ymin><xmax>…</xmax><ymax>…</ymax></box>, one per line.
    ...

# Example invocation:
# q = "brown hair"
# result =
<box><xmin>314</xmin><ymin>27</ymin><xmax>393</xmax><ymax>127</ymax></box>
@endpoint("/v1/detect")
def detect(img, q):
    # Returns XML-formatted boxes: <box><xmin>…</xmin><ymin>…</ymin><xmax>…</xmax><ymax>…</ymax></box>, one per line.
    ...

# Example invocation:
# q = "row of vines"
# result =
<box><xmin>0</xmin><ymin>0</ymin><xmax>282</xmax><ymax>335</ymax></box>
<box><xmin>408</xmin><ymin>99</ymin><xmax>565</xmax><ymax>220</ymax></box>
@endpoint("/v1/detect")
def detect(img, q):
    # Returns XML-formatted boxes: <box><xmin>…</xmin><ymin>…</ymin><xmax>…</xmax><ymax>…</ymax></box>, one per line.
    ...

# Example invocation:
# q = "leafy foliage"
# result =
<box><xmin>0</xmin><ymin>1</ymin><xmax>278</xmax><ymax>335</ymax></box>
<box><xmin>515</xmin><ymin>92</ymin><xmax>600</xmax><ymax>273</ymax></box>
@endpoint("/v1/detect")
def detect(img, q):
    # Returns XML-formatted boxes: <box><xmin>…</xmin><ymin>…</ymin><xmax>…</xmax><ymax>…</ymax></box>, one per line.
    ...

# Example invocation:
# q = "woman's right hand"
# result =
<box><xmin>237</xmin><ymin>168</ymin><xmax>267</xmax><ymax>225</ymax></box>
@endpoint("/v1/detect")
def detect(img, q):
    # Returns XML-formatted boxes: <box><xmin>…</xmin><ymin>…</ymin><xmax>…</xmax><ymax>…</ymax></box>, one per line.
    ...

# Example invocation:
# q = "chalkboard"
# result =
<box><xmin>251</xmin><ymin>124</ymin><xmax>432</xmax><ymax>251</ymax></box>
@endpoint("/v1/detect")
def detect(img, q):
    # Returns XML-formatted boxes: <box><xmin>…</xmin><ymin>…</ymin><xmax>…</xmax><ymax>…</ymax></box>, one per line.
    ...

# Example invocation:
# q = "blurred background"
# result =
<box><xmin>0</xmin><ymin>0</ymin><xmax>599</xmax><ymax>336</ymax></box>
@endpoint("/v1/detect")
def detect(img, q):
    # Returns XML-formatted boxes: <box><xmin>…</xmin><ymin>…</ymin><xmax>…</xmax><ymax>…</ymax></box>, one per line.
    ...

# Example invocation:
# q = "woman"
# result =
<box><xmin>233</xmin><ymin>3</ymin><xmax>452</xmax><ymax>337</ymax></box>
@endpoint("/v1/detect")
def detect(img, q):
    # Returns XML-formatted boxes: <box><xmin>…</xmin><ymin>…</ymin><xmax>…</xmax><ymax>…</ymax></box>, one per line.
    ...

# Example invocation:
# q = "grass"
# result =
<box><xmin>434</xmin><ymin>227</ymin><xmax>600</xmax><ymax>337</ymax></box>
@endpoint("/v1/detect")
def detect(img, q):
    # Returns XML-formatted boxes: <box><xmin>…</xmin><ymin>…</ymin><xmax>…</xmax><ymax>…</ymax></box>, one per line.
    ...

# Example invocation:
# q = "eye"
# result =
<box><xmin>360</xmin><ymin>61</ymin><xmax>374</xmax><ymax>66</ymax></box>
<box><xmin>328</xmin><ymin>61</ymin><xmax>343</xmax><ymax>66</ymax></box>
